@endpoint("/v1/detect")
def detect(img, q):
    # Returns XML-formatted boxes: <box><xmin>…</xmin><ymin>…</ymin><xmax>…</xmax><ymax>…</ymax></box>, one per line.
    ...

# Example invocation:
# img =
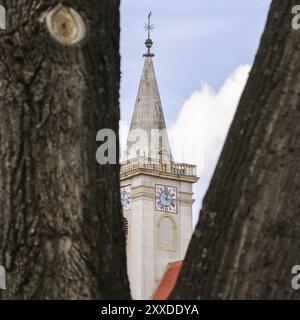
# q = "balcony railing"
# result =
<box><xmin>120</xmin><ymin>156</ymin><xmax>197</xmax><ymax>177</ymax></box>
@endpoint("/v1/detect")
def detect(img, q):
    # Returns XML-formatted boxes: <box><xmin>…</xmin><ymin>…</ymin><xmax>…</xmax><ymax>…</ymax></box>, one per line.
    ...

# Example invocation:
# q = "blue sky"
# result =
<box><xmin>120</xmin><ymin>0</ymin><xmax>271</xmax><ymax>123</ymax></box>
<box><xmin>120</xmin><ymin>0</ymin><xmax>271</xmax><ymax>222</ymax></box>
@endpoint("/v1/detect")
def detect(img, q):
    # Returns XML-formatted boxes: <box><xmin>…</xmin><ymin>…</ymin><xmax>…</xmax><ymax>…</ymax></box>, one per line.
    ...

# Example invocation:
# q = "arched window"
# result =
<box><xmin>157</xmin><ymin>215</ymin><xmax>176</xmax><ymax>251</ymax></box>
<box><xmin>123</xmin><ymin>216</ymin><xmax>129</xmax><ymax>249</ymax></box>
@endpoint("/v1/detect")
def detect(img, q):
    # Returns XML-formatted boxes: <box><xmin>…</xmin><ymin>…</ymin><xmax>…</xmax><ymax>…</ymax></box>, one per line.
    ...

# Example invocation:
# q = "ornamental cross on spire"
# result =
<box><xmin>143</xmin><ymin>11</ymin><xmax>155</xmax><ymax>57</ymax></box>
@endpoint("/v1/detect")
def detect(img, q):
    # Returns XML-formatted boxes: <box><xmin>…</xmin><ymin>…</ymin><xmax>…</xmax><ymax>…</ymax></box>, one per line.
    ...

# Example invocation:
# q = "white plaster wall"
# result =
<box><xmin>121</xmin><ymin>174</ymin><xmax>194</xmax><ymax>300</ymax></box>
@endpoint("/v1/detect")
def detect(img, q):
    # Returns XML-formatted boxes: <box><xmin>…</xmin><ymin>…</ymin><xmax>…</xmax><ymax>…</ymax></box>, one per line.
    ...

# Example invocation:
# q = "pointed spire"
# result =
<box><xmin>124</xmin><ymin>14</ymin><xmax>173</xmax><ymax>162</ymax></box>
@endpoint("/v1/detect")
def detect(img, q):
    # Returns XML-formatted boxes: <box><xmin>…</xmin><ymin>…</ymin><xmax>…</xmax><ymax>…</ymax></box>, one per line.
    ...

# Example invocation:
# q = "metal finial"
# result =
<box><xmin>143</xmin><ymin>11</ymin><xmax>155</xmax><ymax>57</ymax></box>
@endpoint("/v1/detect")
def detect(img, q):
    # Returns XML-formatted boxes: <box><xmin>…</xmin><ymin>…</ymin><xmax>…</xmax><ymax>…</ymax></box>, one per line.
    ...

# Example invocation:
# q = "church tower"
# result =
<box><xmin>120</xmin><ymin>13</ymin><xmax>198</xmax><ymax>300</ymax></box>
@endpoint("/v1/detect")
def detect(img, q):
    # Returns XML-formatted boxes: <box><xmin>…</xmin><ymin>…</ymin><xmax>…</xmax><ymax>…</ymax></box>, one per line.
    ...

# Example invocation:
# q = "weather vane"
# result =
<box><xmin>144</xmin><ymin>11</ymin><xmax>154</xmax><ymax>39</ymax></box>
<box><xmin>143</xmin><ymin>11</ymin><xmax>155</xmax><ymax>57</ymax></box>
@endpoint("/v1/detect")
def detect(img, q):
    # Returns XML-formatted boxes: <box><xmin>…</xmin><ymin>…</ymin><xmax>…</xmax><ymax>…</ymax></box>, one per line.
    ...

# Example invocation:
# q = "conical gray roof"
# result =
<box><xmin>124</xmin><ymin>56</ymin><xmax>173</xmax><ymax>162</ymax></box>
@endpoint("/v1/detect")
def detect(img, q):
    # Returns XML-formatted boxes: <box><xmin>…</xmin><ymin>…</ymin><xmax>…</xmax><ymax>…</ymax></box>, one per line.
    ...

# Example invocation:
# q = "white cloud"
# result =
<box><xmin>169</xmin><ymin>64</ymin><xmax>251</xmax><ymax>225</ymax></box>
<box><xmin>119</xmin><ymin>120</ymin><xmax>129</xmax><ymax>160</ymax></box>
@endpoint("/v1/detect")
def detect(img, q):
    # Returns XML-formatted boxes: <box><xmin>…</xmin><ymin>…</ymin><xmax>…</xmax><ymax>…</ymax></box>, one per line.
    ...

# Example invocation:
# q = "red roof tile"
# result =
<box><xmin>152</xmin><ymin>261</ymin><xmax>183</xmax><ymax>300</ymax></box>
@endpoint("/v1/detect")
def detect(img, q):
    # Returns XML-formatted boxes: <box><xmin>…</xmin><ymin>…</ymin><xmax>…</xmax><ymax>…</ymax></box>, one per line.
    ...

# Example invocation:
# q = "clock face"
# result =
<box><xmin>155</xmin><ymin>185</ymin><xmax>177</xmax><ymax>213</ymax></box>
<box><xmin>121</xmin><ymin>185</ymin><xmax>131</xmax><ymax>211</ymax></box>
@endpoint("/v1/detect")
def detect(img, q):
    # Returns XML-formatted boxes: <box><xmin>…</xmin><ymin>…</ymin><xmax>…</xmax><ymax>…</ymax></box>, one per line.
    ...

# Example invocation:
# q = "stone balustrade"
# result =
<box><xmin>120</xmin><ymin>156</ymin><xmax>197</xmax><ymax>177</ymax></box>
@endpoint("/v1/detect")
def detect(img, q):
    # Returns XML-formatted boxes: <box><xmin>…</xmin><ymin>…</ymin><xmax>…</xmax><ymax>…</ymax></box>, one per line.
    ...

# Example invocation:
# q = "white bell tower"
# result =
<box><xmin>120</xmin><ymin>14</ymin><xmax>198</xmax><ymax>300</ymax></box>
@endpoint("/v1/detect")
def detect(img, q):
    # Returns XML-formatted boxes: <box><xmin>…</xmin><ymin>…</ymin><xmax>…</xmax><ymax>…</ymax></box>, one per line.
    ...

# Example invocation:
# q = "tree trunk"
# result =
<box><xmin>172</xmin><ymin>0</ymin><xmax>300</xmax><ymax>299</ymax></box>
<box><xmin>0</xmin><ymin>0</ymin><xmax>130</xmax><ymax>299</ymax></box>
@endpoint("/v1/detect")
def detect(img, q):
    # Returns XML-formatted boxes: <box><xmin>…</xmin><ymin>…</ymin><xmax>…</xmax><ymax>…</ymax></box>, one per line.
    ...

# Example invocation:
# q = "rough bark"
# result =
<box><xmin>172</xmin><ymin>0</ymin><xmax>300</xmax><ymax>299</ymax></box>
<box><xmin>0</xmin><ymin>0</ymin><xmax>130</xmax><ymax>299</ymax></box>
